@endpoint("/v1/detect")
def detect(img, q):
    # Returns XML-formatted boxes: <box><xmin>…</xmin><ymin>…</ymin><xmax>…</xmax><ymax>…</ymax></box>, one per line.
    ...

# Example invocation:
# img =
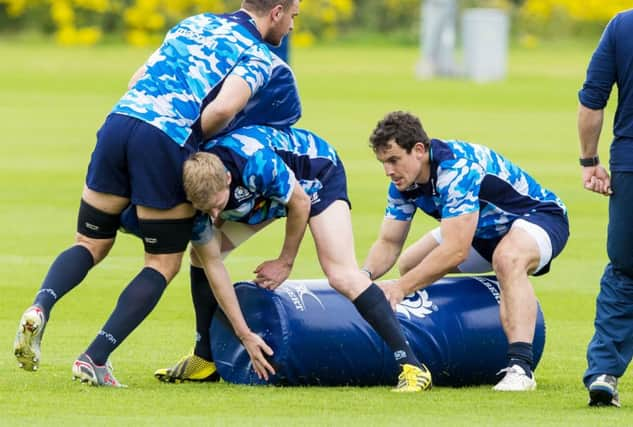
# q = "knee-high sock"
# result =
<box><xmin>353</xmin><ymin>283</ymin><xmax>421</xmax><ymax>367</ymax></box>
<box><xmin>86</xmin><ymin>267</ymin><xmax>167</xmax><ymax>365</ymax></box>
<box><xmin>33</xmin><ymin>245</ymin><xmax>94</xmax><ymax>319</ymax></box>
<box><xmin>190</xmin><ymin>266</ymin><xmax>217</xmax><ymax>361</ymax></box>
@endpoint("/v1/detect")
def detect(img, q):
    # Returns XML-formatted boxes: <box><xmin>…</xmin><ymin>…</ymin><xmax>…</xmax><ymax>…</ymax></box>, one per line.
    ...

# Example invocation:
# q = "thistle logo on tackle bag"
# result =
<box><xmin>396</xmin><ymin>290</ymin><xmax>437</xmax><ymax>320</ymax></box>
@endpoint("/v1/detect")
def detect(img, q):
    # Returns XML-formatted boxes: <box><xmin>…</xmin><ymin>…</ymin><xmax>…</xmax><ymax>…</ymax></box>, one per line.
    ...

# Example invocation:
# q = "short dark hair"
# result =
<box><xmin>241</xmin><ymin>0</ymin><xmax>295</xmax><ymax>14</ymax></box>
<box><xmin>369</xmin><ymin>111</ymin><xmax>430</xmax><ymax>153</ymax></box>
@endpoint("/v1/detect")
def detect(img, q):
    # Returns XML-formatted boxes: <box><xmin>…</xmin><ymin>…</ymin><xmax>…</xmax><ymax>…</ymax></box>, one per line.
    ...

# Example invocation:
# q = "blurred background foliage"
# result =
<box><xmin>0</xmin><ymin>0</ymin><xmax>630</xmax><ymax>46</ymax></box>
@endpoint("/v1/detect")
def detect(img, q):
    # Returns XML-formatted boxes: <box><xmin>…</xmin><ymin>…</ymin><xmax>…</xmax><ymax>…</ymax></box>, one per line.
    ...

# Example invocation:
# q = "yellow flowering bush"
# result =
<box><xmin>122</xmin><ymin>0</ymin><xmax>230</xmax><ymax>46</ymax></box>
<box><xmin>521</xmin><ymin>0</ymin><xmax>631</xmax><ymax>22</ymax></box>
<box><xmin>292</xmin><ymin>0</ymin><xmax>354</xmax><ymax>46</ymax></box>
<box><xmin>0</xmin><ymin>0</ymin><xmax>630</xmax><ymax>46</ymax></box>
<box><xmin>0</xmin><ymin>0</ymin><xmax>354</xmax><ymax>46</ymax></box>
<box><xmin>516</xmin><ymin>0</ymin><xmax>630</xmax><ymax>40</ymax></box>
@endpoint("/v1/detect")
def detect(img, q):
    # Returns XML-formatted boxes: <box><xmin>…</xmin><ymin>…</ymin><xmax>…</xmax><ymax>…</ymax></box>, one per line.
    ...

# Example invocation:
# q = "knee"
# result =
<box><xmin>492</xmin><ymin>250</ymin><xmax>522</xmax><ymax>280</ymax></box>
<box><xmin>145</xmin><ymin>253</ymin><xmax>183</xmax><ymax>283</ymax></box>
<box><xmin>608</xmin><ymin>253</ymin><xmax>633</xmax><ymax>278</ymax></box>
<box><xmin>325</xmin><ymin>268</ymin><xmax>360</xmax><ymax>299</ymax></box>
<box><xmin>75</xmin><ymin>233</ymin><xmax>113</xmax><ymax>264</ymax></box>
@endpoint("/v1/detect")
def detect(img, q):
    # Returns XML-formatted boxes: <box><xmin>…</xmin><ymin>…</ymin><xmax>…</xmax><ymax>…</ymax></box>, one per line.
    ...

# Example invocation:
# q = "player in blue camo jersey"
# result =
<box><xmin>362</xmin><ymin>111</ymin><xmax>569</xmax><ymax>392</ymax></box>
<box><xmin>13</xmin><ymin>0</ymin><xmax>300</xmax><ymax>388</ymax></box>
<box><xmin>114</xmin><ymin>47</ymin><xmax>300</xmax><ymax>384</ymax></box>
<box><xmin>151</xmin><ymin>52</ymin><xmax>302</xmax><ymax>383</ymax></box>
<box><xmin>147</xmin><ymin>125</ymin><xmax>433</xmax><ymax>391</ymax></box>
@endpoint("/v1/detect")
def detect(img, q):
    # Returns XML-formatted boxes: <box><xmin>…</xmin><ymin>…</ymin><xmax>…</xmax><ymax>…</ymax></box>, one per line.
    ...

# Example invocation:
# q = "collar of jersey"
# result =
<box><xmin>222</xmin><ymin>10</ymin><xmax>264</xmax><ymax>42</ymax></box>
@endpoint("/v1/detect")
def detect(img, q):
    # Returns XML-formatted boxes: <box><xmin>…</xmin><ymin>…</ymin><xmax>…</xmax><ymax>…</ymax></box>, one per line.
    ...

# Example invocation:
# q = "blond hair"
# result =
<box><xmin>183</xmin><ymin>152</ymin><xmax>229</xmax><ymax>210</ymax></box>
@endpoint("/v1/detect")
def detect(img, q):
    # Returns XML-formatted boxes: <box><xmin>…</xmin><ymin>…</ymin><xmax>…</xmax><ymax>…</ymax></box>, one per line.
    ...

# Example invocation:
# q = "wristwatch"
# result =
<box><xmin>579</xmin><ymin>156</ymin><xmax>600</xmax><ymax>167</ymax></box>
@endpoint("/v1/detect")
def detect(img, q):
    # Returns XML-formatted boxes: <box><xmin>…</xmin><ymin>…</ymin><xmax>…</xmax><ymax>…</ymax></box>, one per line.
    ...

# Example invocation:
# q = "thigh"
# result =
<box><xmin>137</xmin><ymin>203</ymin><xmax>195</xmax><ymax>220</ymax></box>
<box><xmin>190</xmin><ymin>219</ymin><xmax>271</xmax><ymax>266</ymax></box>
<box><xmin>608</xmin><ymin>172</ymin><xmax>633</xmax><ymax>274</ymax></box>
<box><xmin>399</xmin><ymin>229</ymin><xmax>441</xmax><ymax>273</ymax></box>
<box><xmin>423</xmin><ymin>228</ymin><xmax>493</xmax><ymax>274</ymax></box>
<box><xmin>217</xmin><ymin>219</ymin><xmax>273</xmax><ymax>257</ymax></box>
<box><xmin>309</xmin><ymin>200</ymin><xmax>358</xmax><ymax>271</ymax></box>
<box><xmin>82</xmin><ymin>186</ymin><xmax>130</xmax><ymax>215</ymax></box>
<box><xmin>494</xmin><ymin>223</ymin><xmax>542</xmax><ymax>274</ymax></box>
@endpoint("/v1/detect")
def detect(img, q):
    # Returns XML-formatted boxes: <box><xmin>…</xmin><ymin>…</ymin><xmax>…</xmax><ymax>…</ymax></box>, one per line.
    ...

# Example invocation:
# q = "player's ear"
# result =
<box><xmin>271</xmin><ymin>4</ymin><xmax>284</xmax><ymax>21</ymax></box>
<box><xmin>226</xmin><ymin>170</ymin><xmax>232</xmax><ymax>186</ymax></box>
<box><xmin>414</xmin><ymin>142</ymin><xmax>427</xmax><ymax>157</ymax></box>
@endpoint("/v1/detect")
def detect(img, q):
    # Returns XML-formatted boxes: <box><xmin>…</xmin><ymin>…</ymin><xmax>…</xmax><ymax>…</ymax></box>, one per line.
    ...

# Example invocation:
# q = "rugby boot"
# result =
<box><xmin>14</xmin><ymin>305</ymin><xmax>47</xmax><ymax>371</ymax></box>
<box><xmin>72</xmin><ymin>353</ymin><xmax>126</xmax><ymax>388</ymax></box>
<box><xmin>392</xmin><ymin>363</ymin><xmax>433</xmax><ymax>392</ymax></box>
<box><xmin>154</xmin><ymin>353</ymin><xmax>219</xmax><ymax>383</ymax></box>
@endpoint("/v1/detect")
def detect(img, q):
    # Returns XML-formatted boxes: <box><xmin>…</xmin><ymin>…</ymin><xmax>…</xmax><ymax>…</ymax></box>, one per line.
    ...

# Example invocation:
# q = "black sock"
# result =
<box><xmin>33</xmin><ymin>245</ymin><xmax>94</xmax><ymax>319</ymax></box>
<box><xmin>190</xmin><ymin>266</ymin><xmax>217</xmax><ymax>361</ymax></box>
<box><xmin>507</xmin><ymin>341</ymin><xmax>533</xmax><ymax>377</ymax></box>
<box><xmin>353</xmin><ymin>283</ymin><xmax>420</xmax><ymax>366</ymax></box>
<box><xmin>86</xmin><ymin>267</ymin><xmax>167</xmax><ymax>365</ymax></box>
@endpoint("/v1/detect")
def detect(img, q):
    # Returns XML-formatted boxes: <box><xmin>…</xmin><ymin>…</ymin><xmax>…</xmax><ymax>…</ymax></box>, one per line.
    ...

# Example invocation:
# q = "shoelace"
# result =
<box><xmin>495</xmin><ymin>367</ymin><xmax>514</xmax><ymax>375</ymax></box>
<box><xmin>495</xmin><ymin>366</ymin><xmax>522</xmax><ymax>376</ymax></box>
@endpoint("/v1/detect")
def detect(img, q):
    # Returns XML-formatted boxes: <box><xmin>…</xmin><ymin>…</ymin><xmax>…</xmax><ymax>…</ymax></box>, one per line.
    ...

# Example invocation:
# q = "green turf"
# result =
<box><xmin>0</xmin><ymin>39</ymin><xmax>630</xmax><ymax>425</ymax></box>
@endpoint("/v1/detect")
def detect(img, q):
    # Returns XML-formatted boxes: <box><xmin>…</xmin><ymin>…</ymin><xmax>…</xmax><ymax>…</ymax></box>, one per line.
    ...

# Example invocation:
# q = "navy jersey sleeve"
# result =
<box><xmin>579</xmin><ymin>16</ymin><xmax>617</xmax><ymax>110</ymax></box>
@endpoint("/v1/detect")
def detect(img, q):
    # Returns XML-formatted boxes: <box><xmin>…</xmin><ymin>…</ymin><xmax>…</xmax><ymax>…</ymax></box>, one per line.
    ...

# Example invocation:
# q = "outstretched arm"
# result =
<box><xmin>254</xmin><ymin>182</ymin><xmax>311</xmax><ymax>289</ymax></box>
<box><xmin>381</xmin><ymin>211</ymin><xmax>478</xmax><ymax>309</ymax></box>
<box><xmin>362</xmin><ymin>218</ymin><xmax>411</xmax><ymax>280</ymax></box>
<box><xmin>192</xmin><ymin>236</ymin><xmax>276</xmax><ymax>380</ymax></box>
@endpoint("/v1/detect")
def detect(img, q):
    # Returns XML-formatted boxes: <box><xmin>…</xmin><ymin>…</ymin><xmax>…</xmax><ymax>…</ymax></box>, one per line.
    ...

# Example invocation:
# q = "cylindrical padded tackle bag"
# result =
<box><xmin>210</xmin><ymin>276</ymin><xmax>545</xmax><ymax>386</ymax></box>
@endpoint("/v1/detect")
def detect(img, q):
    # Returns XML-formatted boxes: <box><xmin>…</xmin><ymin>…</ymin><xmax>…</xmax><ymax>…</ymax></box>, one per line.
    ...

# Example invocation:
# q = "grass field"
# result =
<box><xmin>0</xmin><ymin>38</ymin><xmax>630</xmax><ymax>425</ymax></box>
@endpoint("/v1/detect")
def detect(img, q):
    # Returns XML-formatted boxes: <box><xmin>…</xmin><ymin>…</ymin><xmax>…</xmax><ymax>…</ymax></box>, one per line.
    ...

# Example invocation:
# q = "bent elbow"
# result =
<box><xmin>207</xmin><ymin>104</ymin><xmax>235</xmax><ymax>124</ymax></box>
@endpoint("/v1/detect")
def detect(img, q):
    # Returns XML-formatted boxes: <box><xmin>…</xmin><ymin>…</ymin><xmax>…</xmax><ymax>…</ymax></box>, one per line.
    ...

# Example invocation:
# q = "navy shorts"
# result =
<box><xmin>86</xmin><ymin>114</ymin><xmax>196</xmax><ymax>209</ymax></box>
<box><xmin>471</xmin><ymin>210</ymin><xmax>569</xmax><ymax>276</ymax></box>
<box><xmin>309</xmin><ymin>155</ymin><xmax>350</xmax><ymax>217</ymax></box>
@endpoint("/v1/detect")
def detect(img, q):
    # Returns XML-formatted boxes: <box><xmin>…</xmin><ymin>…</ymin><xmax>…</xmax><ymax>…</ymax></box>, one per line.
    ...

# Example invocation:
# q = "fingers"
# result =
<box><xmin>252</xmin><ymin>356</ymin><xmax>275</xmax><ymax>381</ymax></box>
<box><xmin>253</xmin><ymin>269</ymin><xmax>283</xmax><ymax>289</ymax></box>
<box><xmin>584</xmin><ymin>176</ymin><xmax>612</xmax><ymax>195</ymax></box>
<box><xmin>267</xmin><ymin>281</ymin><xmax>282</xmax><ymax>290</ymax></box>
<box><xmin>245</xmin><ymin>336</ymin><xmax>276</xmax><ymax>381</ymax></box>
<box><xmin>253</xmin><ymin>277</ymin><xmax>278</xmax><ymax>290</ymax></box>
<box><xmin>259</xmin><ymin>340</ymin><xmax>274</xmax><ymax>356</ymax></box>
<box><xmin>256</xmin><ymin>352</ymin><xmax>276</xmax><ymax>378</ymax></box>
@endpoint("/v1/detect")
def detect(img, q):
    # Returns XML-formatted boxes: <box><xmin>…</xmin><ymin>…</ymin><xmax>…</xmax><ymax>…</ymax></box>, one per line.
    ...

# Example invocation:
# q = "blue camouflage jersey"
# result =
<box><xmin>112</xmin><ymin>11</ymin><xmax>273</xmax><ymax>146</ymax></box>
<box><xmin>191</xmin><ymin>126</ymin><xmax>342</xmax><ymax>242</ymax></box>
<box><xmin>386</xmin><ymin>139</ymin><xmax>567</xmax><ymax>240</ymax></box>
<box><xmin>207</xmin><ymin>125</ymin><xmax>338</xmax><ymax>224</ymax></box>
